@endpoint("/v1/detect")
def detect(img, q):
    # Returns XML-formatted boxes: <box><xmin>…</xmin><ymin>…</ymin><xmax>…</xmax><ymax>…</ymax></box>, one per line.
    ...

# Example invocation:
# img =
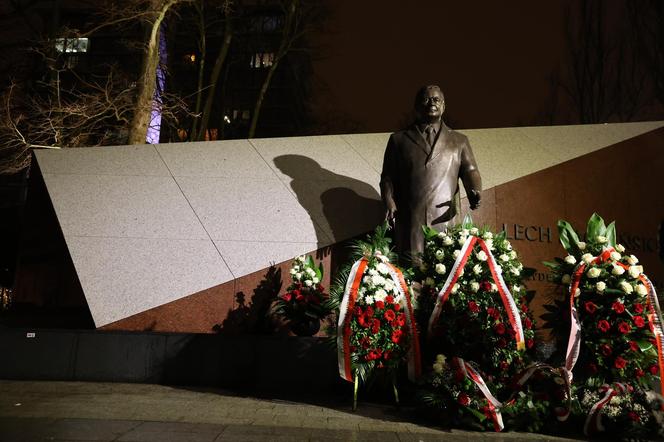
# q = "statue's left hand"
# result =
<box><xmin>469</xmin><ymin>190</ymin><xmax>481</xmax><ymax>210</ymax></box>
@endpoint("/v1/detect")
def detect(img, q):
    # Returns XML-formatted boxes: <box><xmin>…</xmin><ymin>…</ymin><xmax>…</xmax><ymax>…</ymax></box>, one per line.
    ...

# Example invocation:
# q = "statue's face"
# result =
<box><xmin>416</xmin><ymin>89</ymin><xmax>445</xmax><ymax>122</ymax></box>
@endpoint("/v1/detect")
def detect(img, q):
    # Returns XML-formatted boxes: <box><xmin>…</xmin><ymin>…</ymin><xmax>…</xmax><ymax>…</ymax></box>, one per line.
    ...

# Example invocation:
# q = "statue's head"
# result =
<box><xmin>414</xmin><ymin>85</ymin><xmax>445</xmax><ymax>124</ymax></box>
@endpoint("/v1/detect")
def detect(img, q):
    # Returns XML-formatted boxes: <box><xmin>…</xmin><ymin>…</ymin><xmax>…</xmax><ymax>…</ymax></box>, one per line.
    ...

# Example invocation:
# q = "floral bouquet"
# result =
<box><xmin>273</xmin><ymin>255</ymin><xmax>328</xmax><ymax>335</ymax></box>
<box><xmin>415</xmin><ymin>218</ymin><xmax>537</xmax><ymax>394</ymax></box>
<box><xmin>541</xmin><ymin>213</ymin><xmax>664</xmax><ymax>437</ymax></box>
<box><xmin>330</xmin><ymin>224</ymin><xmax>420</xmax><ymax>409</ymax></box>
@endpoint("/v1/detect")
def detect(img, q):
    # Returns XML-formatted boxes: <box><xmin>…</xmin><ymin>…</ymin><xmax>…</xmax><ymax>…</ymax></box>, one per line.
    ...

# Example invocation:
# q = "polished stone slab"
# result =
<box><xmin>214</xmin><ymin>240</ymin><xmax>318</xmax><ymax>278</ymax></box>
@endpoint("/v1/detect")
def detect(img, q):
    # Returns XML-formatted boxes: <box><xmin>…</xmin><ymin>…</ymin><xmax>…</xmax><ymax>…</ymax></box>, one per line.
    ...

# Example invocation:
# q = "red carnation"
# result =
<box><xmin>497</xmin><ymin>338</ymin><xmax>507</xmax><ymax>348</ymax></box>
<box><xmin>614</xmin><ymin>357</ymin><xmax>628</xmax><ymax>369</ymax></box>
<box><xmin>357</xmin><ymin>315</ymin><xmax>368</xmax><ymax>328</ymax></box>
<box><xmin>587</xmin><ymin>363</ymin><xmax>598</xmax><ymax>374</ymax></box>
<box><xmin>366</xmin><ymin>306</ymin><xmax>374</xmax><ymax>318</ymax></box>
<box><xmin>371</xmin><ymin>318</ymin><xmax>381</xmax><ymax>334</ymax></box>
<box><xmin>526</xmin><ymin>339</ymin><xmax>534</xmax><ymax>349</ymax></box>
<box><xmin>597</xmin><ymin>320</ymin><xmax>611</xmax><ymax>333</ymax></box>
<box><xmin>468</xmin><ymin>301</ymin><xmax>480</xmax><ymax>313</ymax></box>
<box><xmin>600</xmin><ymin>344</ymin><xmax>612</xmax><ymax>356</ymax></box>
<box><xmin>480</xmin><ymin>281</ymin><xmax>492</xmax><ymax>292</ymax></box>
<box><xmin>395</xmin><ymin>313</ymin><xmax>406</xmax><ymax>327</ymax></box>
<box><xmin>383</xmin><ymin>350</ymin><xmax>392</xmax><ymax>360</ymax></box>
<box><xmin>520</xmin><ymin>303</ymin><xmax>529</xmax><ymax>313</ymax></box>
<box><xmin>295</xmin><ymin>291</ymin><xmax>305</xmax><ymax>302</ymax></box>
<box><xmin>612</xmin><ymin>301</ymin><xmax>625</xmax><ymax>314</ymax></box>
<box><xmin>634</xmin><ymin>316</ymin><xmax>646</xmax><ymax>328</ymax></box>
<box><xmin>628</xmin><ymin>411</ymin><xmax>640</xmax><ymax>422</ymax></box>
<box><xmin>360</xmin><ymin>337</ymin><xmax>371</xmax><ymax>349</ymax></box>
<box><xmin>629</xmin><ymin>341</ymin><xmax>639</xmax><ymax>352</ymax></box>
<box><xmin>391</xmin><ymin>329</ymin><xmax>403</xmax><ymax>344</ymax></box>
<box><xmin>487</xmin><ymin>307</ymin><xmax>499</xmax><ymax>320</ymax></box>
<box><xmin>394</xmin><ymin>303</ymin><xmax>401</xmax><ymax>311</ymax></box>
<box><xmin>281</xmin><ymin>293</ymin><xmax>292</xmax><ymax>302</ymax></box>
<box><xmin>650</xmin><ymin>364</ymin><xmax>659</xmax><ymax>375</ymax></box>
<box><xmin>494</xmin><ymin>323</ymin><xmax>506</xmax><ymax>335</ymax></box>
<box><xmin>354</xmin><ymin>306</ymin><xmax>363</xmax><ymax>316</ymax></box>
<box><xmin>524</xmin><ymin>318</ymin><xmax>532</xmax><ymax>329</ymax></box>
<box><xmin>633</xmin><ymin>303</ymin><xmax>644</xmax><ymax>314</ymax></box>
<box><xmin>457</xmin><ymin>393</ymin><xmax>470</xmax><ymax>406</ymax></box>
<box><xmin>499</xmin><ymin>361</ymin><xmax>509</xmax><ymax>371</ymax></box>
<box><xmin>585</xmin><ymin>302</ymin><xmax>597</xmax><ymax>315</ymax></box>
<box><xmin>385</xmin><ymin>295</ymin><xmax>394</xmax><ymax>304</ymax></box>
<box><xmin>635</xmin><ymin>368</ymin><xmax>645</xmax><ymax>378</ymax></box>
<box><xmin>384</xmin><ymin>309</ymin><xmax>396</xmax><ymax>322</ymax></box>
<box><xmin>618</xmin><ymin>321</ymin><xmax>632</xmax><ymax>334</ymax></box>
<box><xmin>454</xmin><ymin>370</ymin><xmax>466</xmax><ymax>382</ymax></box>
<box><xmin>375</xmin><ymin>300</ymin><xmax>385</xmax><ymax>310</ymax></box>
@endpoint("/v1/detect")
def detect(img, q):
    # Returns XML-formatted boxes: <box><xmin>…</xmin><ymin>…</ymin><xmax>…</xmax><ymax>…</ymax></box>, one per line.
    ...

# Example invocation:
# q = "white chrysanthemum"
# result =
<box><xmin>581</xmin><ymin>253</ymin><xmax>594</xmax><ymax>264</ymax></box>
<box><xmin>635</xmin><ymin>284</ymin><xmax>648</xmax><ymax>296</ymax></box>
<box><xmin>461</xmin><ymin>229</ymin><xmax>470</xmax><ymax>236</ymax></box>
<box><xmin>586</xmin><ymin>267</ymin><xmax>601</xmax><ymax>278</ymax></box>
<box><xmin>476</xmin><ymin>250</ymin><xmax>488</xmax><ymax>261</ymax></box>
<box><xmin>458</xmin><ymin>236</ymin><xmax>467</xmax><ymax>246</ymax></box>
<box><xmin>577</xmin><ymin>241</ymin><xmax>586</xmax><ymax>250</ymax></box>
<box><xmin>435</xmin><ymin>249</ymin><xmax>445</xmax><ymax>261</ymax></box>
<box><xmin>313</xmin><ymin>277</ymin><xmax>320</xmax><ymax>284</ymax></box>
<box><xmin>289</xmin><ymin>268</ymin><xmax>297</xmax><ymax>275</ymax></box>
<box><xmin>384</xmin><ymin>279</ymin><xmax>395</xmax><ymax>291</ymax></box>
<box><xmin>368</xmin><ymin>268</ymin><xmax>378</xmax><ymax>276</ymax></box>
<box><xmin>564</xmin><ymin>255</ymin><xmax>576</xmax><ymax>265</ymax></box>
<box><xmin>371</xmin><ymin>274</ymin><xmax>386</xmax><ymax>286</ymax></box>
<box><xmin>296</xmin><ymin>255</ymin><xmax>306</xmax><ymax>263</ymax></box>
<box><xmin>510</xmin><ymin>267</ymin><xmax>520</xmax><ymax>276</ymax></box>
<box><xmin>596</xmin><ymin>281</ymin><xmax>606</xmax><ymax>293</ymax></box>
<box><xmin>363</xmin><ymin>275</ymin><xmax>374</xmax><ymax>287</ymax></box>
<box><xmin>509</xmin><ymin>250</ymin><xmax>517</xmax><ymax>259</ymax></box>
<box><xmin>611</xmin><ymin>265</ymin><xmax>625</xmax><ymax>276</ymax></box>
<box><xmin>437</xmin><ymin>232</ymin><xmax>447</xmax><ymax>239</ymax></box>
<box><xmin>435</xmin><ymin>263</ymin><xmax>446</xmax><ymax>275</ymax></box>
<box><xmin>513</xmin><ymin>285</ymin><xmax>521</xmax><ymax>292</ymax></box>
<box><xmin>376</xmin><ymin>262</ymin><xmax>390</xmax><ymax>275</ymax></box>
<box><xmin>619</xmin><ymin>281</ymin><xmax>634</xmax><ymax>294</ymax></box>
<box><xmin>473</xmin><ymin>264</ymin><xmax>482</xmax><ymax>275</ymax></box>
<box><xmin>364</xmin><ymin>295</ymin><xmax>375</xmax><ymax>305</ymax></box>
<box><xmin>374</xmin><ymin>289</ymin><xmax>387</xmax><ymax>302</ymax></box>
<box><xmin>490</xmin><ymin>283</ymin><xmax>498</xmax><ymax>292</ymax></box>
<box><xmin>294</xmin><ymin>272</ymin><xmax>303</xmax><ymax>280</ymax></box>
<box><xmin>616</xmin><ymin>244</ymin><xmax>626</xmax><ymax>253</ymax></box>
<box><xmin>470</xmin><ymin>281</ymin><xmax>480</xmax><ymax>293</ymax></box>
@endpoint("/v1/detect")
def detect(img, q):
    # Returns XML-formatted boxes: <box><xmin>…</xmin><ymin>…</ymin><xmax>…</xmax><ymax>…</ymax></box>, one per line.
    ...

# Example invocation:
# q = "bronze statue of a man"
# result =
<box><xmin>380</xmin><ymin>85</ymin><xmax>482</xmax><ymax>264</ymax></box>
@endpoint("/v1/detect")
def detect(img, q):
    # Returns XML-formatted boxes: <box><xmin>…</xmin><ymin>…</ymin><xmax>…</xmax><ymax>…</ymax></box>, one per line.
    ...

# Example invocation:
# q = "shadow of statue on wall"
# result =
<box><xmin>213</xmin><ymin>266</ymin><xmax>283</xmax><ymax>335</ymax></box>
<box><xmin>273</xmin><ymin>155</ymin><xmax>383</xmax><ymax>253</ymax></box>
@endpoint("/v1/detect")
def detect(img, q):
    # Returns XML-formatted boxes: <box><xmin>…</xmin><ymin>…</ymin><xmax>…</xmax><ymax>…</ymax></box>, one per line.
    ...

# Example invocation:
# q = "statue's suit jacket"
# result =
<box><xmin>380</xmin><ymin>122</ymin><xmax>482</xmax><ymax>261</ymax></box>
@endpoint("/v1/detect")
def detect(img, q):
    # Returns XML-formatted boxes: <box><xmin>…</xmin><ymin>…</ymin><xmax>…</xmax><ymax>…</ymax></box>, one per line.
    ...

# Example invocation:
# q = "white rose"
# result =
<box><xmin>459</xmin><ymin>268</ymin><xmax>465</xmax><ymax>276</ymax></box>
<box><xmin>628</xmin><ymin>265</ymin><xmax>642</xmax><ymax>279</ymax></box>
<box><xmin>304</xmin><ymin>279</ymin><xmax>313</xmax><ymax>287</ymax></box>
<box><xmin>483</xmin><ymin>231</ymin><xmax>493</xmax><ymax>240</ymax></box>
<box><xmin>294</xmin><ymin>272</ymin><xmax>302</xmax><ymax>280</ymax></box>
<box><xmin>574</xmin><ymin>287</ymin><xmax>581</xmax><ymax>297</ymax></box>
<box><xmin>562</xmin><ymin>274</ymin><xmax>572</xmax><ymax>284</ymax></box>
<box><xmin>358</xmin><ymin>287</ymin><xmax>366</xmax><ymax>296</ymax></box>
<box><xmin>513</xmin><ymin>285</ymin><xmax>521</xmax><ymax>292</ymax></box>
<box><xmin>619</xmin><ymin>281</ymin><xmax>634</xmax><ymax>294</ymax></box>
<box><xmin>435</xmin><ymin>263</ymin><xmax>446</xmax><ymax>275</ymax></box>
<box><xmin>425</xmin><ymin>277</ymin><xmax>435</xmax><ymax>286</ymax></box>
<box><xmin>436</xmin><ymin>354</ymin><xmax>446</xmax><ymax>364</ymax></box>
<box><xmin>435</xmin><ymin>249</ymin><xmax>445</xmax><ymax>261</ymax></box>
<box><xmin>511</xmin><ymin>267</ymin><xmax>521</xmax><ymax>276</ymax></box>
<box><xmin>376</xmin><ymin>263</ymin><xmax>390</xmax><ymax>275</ymax></box>
<box><xmin>451</xmin><ymin>283</ymin><xmax>460</xmax><ymax>294</ymax></box>
<box><xmin>485</xmin><ymin>239</ymin><xmax>494</xmax><ymax>250</ymax></box>
<box><xmin>470</xmin><ymin>281</ymin><xmax>480</xmax><ymax>292</ymax></box>
<box><xmin>504</xmin><ymin>241</ymin><xmax>513</xmax><ymax>251</ymax></box>
<box><xmin>437</xmin><ymin>232</ymin><xmax>447</xmax><ymax>239</ymax></box>
<box><xmin>473</xmin><ymin>264</ymin><xmax>482</xmax><ymax>275</ymax></box>
<box><xmin>453</xmin><ymin>250</ymin><xmax>461</xmax><ymax>259</ymax></box>
<box><xmin>432</xmin><ymin>362</ymin><xmax>444</xmax><ymax>374</ymax></box>
<box><xmin>443</xmin><ymin>237</ymin><xmax>453</xmax><ymax>246</ymax></box>
<box><xmin>635</xmin><ymin>284</ymin><xmax>648</xmax><ymax>295</ymax></box>
<box><xmin>509</xmin><ymin>250</ymin><xmax>517</xmax><ymax>259</ymax></box>
<box><xmin>581</xmin><ymin>253</ymin><xmax>594</xmax><ymax>264</ymax></box>
<box><xmin>458</xmin><ymin>236</ymin><xmax>467</xmax><ymax>246</ymax></box>
<box><xmin>586</xmin><ymin>267</ymin><xmax>601</xmax><ymax>278</ymax></box>
<box><xmin>476</xmin><ymin>250</ymin><xmax>488</xmax><ymax>261</ymax></box>
<box><xmin>499</xmin><ymin>254</ymin><xmax>510</xmax><ymax>262</ymax></box>
<box><xmin>577</xmin><ymin>241</ymin><xmax>586</xmax><ymax>250</ymax></box>
<box><xmin>296</xmin><ymin>255</ymin><xmax>306</xmax><ymax>262</ymax></box>
<box><xmin>610</xmin><ymin>251</ymin><xmax>621</xmax><ymax>262</ymax></box>
<box><xmin>374</xmin><ymin>289</ymin><xmax>387</xmax><ymax>301</ymax></box>
<box><xmin>564</xmin><ymin>255</ymin><xmax>577</xmax><ymax>265</ymax></box>
<box><xmin>470</xmin><ymin>227</ymin><xmax>479</xmax><ymax>235</ymax></box>
<box><xmin>616</xmin><ymin>244</ymin><xmax>625</xmax><ymax>253</ymax></box>
<box><xmin>626</xmin><ymin>255</ymin><xmax>639</xmax><ymax>265</ymax></box>
<box><xmin>611</xmin><ymin>265</ymin><xmax>625</xmax><ymax>276</ymax></box>
<box><xmin>289</xmin><ymin>268</ymin><xmax>297</xmax><ymax>275</ymax></box>
<box><xmin>461</xmin><ymin>229</ymin><xmax>470</xmax><ymax>236</ymax></box>
<box><xmin>595</xmin><ymin>281</ymin><xmax>606</xmax><ymax>293</ymax></box>
<box><xmin>312</xmin><ymin>277</ymin><xmax>319</xmax><ymax>284</ymax></box>
<box><xmin>596</xmin><ymin>235</ymin><xmax>607</xmax><ymax>244</ymax></box>
<box><xmin>490</xmin><ymin>283</ymin><xmax>498</xmax><ymax>292</ymax></box>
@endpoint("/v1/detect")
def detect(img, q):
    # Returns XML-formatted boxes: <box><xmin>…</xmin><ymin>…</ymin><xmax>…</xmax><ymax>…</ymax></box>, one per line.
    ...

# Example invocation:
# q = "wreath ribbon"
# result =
<box><xmin>454</xmin><ymin>357</ymin><xmax>504</xmax><ymax>432</ymax></box>
<box><xmin>583</xmin><ymin>383</ymin><xmax>628</xmax><ymax>435</ymax></box>
<box><xmin>428</xmin><ymin>236</ymin><xmax>525</xmax><ymax>351</ymax></box>
<box><xmin>337</xmin><ymin>255</ymin><xmax>421</xmax><ymax>382</ymax></box>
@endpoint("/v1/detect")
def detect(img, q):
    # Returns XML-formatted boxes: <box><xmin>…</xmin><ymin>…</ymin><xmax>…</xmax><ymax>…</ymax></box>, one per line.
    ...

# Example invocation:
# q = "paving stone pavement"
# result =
<box><xmin>0</xmin><ymin>381</ymin><xmax>581</xmax><ymax>441</ymax></box>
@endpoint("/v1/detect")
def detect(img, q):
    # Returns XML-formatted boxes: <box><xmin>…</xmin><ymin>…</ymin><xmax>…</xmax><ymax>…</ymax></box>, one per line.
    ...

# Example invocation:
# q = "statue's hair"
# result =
<box><xmin>414</xmin><ymin>85</ymin><xmax>444</xmax><ymax>107</ymax></box>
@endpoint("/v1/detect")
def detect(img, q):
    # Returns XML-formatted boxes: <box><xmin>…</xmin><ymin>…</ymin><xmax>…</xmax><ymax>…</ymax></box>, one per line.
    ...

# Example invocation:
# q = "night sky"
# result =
<box><xmin>309</xmin><ymin>0</ymin><xmax>660</xmax><ymax>133</ymax></box>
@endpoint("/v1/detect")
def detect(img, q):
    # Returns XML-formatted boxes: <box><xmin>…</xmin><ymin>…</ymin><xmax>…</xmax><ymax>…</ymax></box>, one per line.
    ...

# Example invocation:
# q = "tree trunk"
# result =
<box><xmin>127</xmin><ymin>0</ymin><xmax>177</xmax><ymax>145</ymax></box>
<box><xmin>197</xmin><ymin>16</ymin><xmax>232</xmax><ymax>141</ymax></box>
<box><xmin>190</xmin><ymin>0</ymin><xmax>206</xmax><ymax>140</ymax></box>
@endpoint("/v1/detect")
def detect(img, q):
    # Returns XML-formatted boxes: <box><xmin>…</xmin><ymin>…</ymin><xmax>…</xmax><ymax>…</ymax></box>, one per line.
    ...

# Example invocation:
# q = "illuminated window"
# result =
<box><xmin>250</xmin><ymin>52</ymin><xmax>274</xmax><ymax>68</ymax></box>
<box><xmin>55</xmin><ymin>37</ymin><xmax>89</xmax><ymax>53</ymax></box>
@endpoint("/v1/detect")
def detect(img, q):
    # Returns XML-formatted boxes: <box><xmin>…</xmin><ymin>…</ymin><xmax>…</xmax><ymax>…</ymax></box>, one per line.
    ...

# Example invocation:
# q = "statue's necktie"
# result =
<box><xmin>425</xmin><ymin>125</ymin><xmax>436</xmax><ymax>149</ymax></box>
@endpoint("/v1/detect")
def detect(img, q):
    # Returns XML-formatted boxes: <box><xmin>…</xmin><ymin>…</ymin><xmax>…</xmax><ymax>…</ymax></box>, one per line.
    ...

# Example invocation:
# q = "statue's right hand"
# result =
<box><xmin>385</xmin><ymin>205</ymin><xmax>397</xmax><ymax>227</ymax></box>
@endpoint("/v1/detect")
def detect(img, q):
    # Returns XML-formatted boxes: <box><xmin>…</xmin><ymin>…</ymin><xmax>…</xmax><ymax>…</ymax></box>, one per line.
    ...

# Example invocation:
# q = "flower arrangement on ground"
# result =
<box><xmin>273</xmin><ymin>255</ymin><xmax>328</xmax><ymax>335</ymax></box>
<box><xmin>329</xmin><ymin>224</ymin><xmax>420</xmax><ymax>409</ymax></box>
<box><xmin>541</xmin><ymin>213</ymin><xmax>664</xmax><ymax>437</ymax></box>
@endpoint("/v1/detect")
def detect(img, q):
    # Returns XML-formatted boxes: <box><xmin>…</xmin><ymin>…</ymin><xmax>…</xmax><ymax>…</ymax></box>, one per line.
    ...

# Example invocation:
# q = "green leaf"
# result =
<box><xmin>557</xmin><ymin>219</ymin><xmax>580</xmax><ymax>253</ymax></box>
<box><xmin>637</xmin><ymin>340</ymin><xmax>654</xmax><ymax>352</ymax></box>
<box><xmin>423</xmin><ymin>225</ymin><xmax>438</xmax><ymax>240</ymax></box>
<box><xmin>586</xmin><ymin>213</ymin><xmax>606</xmax><ymax>243</ymax></box>
<box><xmin>606</xmin><ymin>221</ymin><xmax>617</xmax><ymax>247</ymax></box>
<box><xmin>543</xmin><ymin>261</ymin><xmax>559</xmax><ymax>270</ymax></box>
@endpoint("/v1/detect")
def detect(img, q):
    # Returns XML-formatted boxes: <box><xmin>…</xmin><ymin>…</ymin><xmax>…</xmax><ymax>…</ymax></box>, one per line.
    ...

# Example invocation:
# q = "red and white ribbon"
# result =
<box><xmin>454</xmin><ymin>357</ymin><xmax>504</xmax><ymax>432</ymax></box>
<box><xmin>428</xmin><ymin>236</ymin><xmax>525</xmax><ymax>351</ymax></box>
<box><xmin>583</xmin><ymin>383</ymin><xmax>628</xmax><ymax>435</ymax></box>
<box><xmin>337</xmin><ymin>255</ymin><xmax>421</xmax><ymax>382</ymax></box>
<box><xmin>337</xmin><ymin>258</ymin><xmax>368</xmax><ymax>382</ymax></box>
